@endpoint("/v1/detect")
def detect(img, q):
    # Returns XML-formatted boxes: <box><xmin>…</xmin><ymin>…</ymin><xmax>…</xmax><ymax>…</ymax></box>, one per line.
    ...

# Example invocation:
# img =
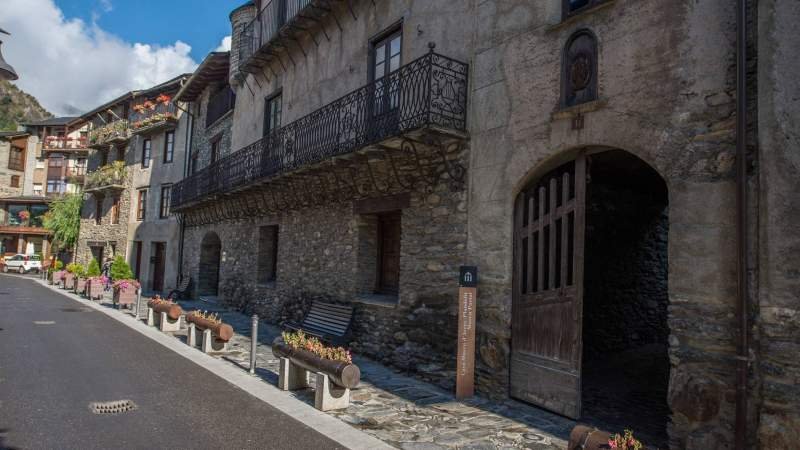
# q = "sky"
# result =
<box><xmin>1</xmin><ymin>0</ymin><xmax>244</xmax><ymax>116</ymax></box>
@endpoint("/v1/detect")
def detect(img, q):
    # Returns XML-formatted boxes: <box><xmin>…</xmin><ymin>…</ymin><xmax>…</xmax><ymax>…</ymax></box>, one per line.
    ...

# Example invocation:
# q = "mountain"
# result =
<box><xmin>0</xmin><ymin>80</ymin><xmax>53</xmax><ymax>131</ymax></box>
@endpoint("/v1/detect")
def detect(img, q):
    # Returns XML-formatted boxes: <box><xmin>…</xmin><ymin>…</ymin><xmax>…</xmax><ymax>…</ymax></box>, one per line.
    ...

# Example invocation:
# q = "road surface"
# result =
<box><xmin>0</xmin><ymin>273</ymin><xmax>343</xmax><ymax>449</ymax></box>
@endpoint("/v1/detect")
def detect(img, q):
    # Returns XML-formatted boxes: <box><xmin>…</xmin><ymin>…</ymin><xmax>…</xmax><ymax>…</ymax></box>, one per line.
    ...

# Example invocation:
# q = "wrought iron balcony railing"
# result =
<box><xmin>172</xmin><ymin>49</ymin><xmax>468</xmax><ymax>210</ymax></box>
<box><xmin>84</xmin><ymin>162</ymin><xmax>127</xmax><ymax>192</ymax></box>
<box><xmin>239</xmin><ymin>0</ymin><xmax>313</xmax><ymax>72</ymax></box>
<box><xmin>130</xmin><ymin>101</ymin><xmax>178</xmax><ymax>135</ymax></box>
<box><xmin>43</xmin><ymin>136</ymin><xmax>88</xmax><ymax>150</ymax></box>
<box><xmin>88</xmin><ymin>120</ymin><xmax>130</xmax><ymax>148</ymax></box>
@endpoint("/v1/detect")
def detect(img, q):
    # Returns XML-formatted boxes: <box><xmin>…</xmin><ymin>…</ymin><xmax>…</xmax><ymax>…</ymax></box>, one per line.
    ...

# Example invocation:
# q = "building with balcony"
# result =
<box><xmin>22</xmin><ymin>117</ymin><xmax>90</xmax><ymax>198</ymax></box>
<box><xmin>74</xmin><ymin>75</ymin><xmax>190</xmax><ymax>294</ymax></box>
<box><xmin>0</xmin><ymin>130</ymin><xmax>37</xmax><ymax>198</ymax></box>
<box><xmin>166</xmin><ymin>1</ymin><xmax>799</xmax><ymax>449</ymax></box>
<box><xmin>0</xmin><ymin>196</ymin><xmax>52</xmax><ymax>259</ymax></box>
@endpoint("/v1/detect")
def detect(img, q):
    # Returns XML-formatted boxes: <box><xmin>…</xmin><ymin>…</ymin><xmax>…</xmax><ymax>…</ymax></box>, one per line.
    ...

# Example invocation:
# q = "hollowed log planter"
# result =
<box><xmin>147</xmin><ymin>300</ymin><xmax>182</xmax><ymax>320</ymax></box>
<box><xmin>75</xmin><ymin>277</ymin><xmax>87</xmax><ymax>295</ymax></box>
<box><xmin>568</xmin><ymin>425</ymin><xmax>613</xmax><ymax>450</ymax></box>
<box><xmin>63</xmin><ymin>272</ymin><xmax>75</xmax><ymax>289</ymax></box>
<box><xmin>113</xmin><ymin>285</ymin><xmax>137</xmax><ymax>306</ymax></box>
<box><xmin>185</xmin><ymin>313</ymin><xmax>234</xmax><ymax>342</ymax></box>
<box><xmin>272</xmin><ymin>338</ymin><xmax>360</xmax><ymax>389</ymax></box>
<box><xmin>86</xmin><ymin>278</ymin><xmax>104</xmax><ymax>300</ymax></box>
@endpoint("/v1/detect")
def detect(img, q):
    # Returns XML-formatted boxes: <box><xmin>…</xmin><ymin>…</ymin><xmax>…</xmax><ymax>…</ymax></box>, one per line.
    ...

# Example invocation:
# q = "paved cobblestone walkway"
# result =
<box><xmin>82</xmin><ymin>287</ymin><xmax>573</xmax><ymax>449</ymax></box>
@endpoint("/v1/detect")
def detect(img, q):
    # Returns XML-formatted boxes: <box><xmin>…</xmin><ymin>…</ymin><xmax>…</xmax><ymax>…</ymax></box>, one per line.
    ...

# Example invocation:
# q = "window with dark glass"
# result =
<box><xmin>8</xmin><ymin>146</ymin><xmax>24</xmax><ymax>171</ymax></box>
<box><xmin>160</xmin><ymin>185</ymin><xmax>172</xmax><ymax>219</ymax></box>
<box><xmin>263</xmin><ymin>93</ymin><xmax>282</xmax><ymax>137</ymax></box>
<box><xmin>376</xmin><ymin>211</ymin><xmax>401</xmax><ymax>295</ymax></box>
<box><xmin>7</xmin><ymin>204</ymin><xmax>26</xmax><ymax>226</ymax></box>
<box><xmin>563</xmin><ymin>0</ymin><xmax>608</xmax><ymax>19</ymax></box>
<box><xmin>30</xmin><ymin>205</ymin><xmax>48</xmax><ymax>227</ymax></box>
<box><xmin>95</xmin><ymin>196</ymin><xmax>103</xmax><ymax>225</ymax></box>
<box><xmin>137</xmin><ymin>189</ymin><xmax>147</xmax><ymax>221</ymax></box>
<box><xmin>46</xmin><ymin>180</ymin><xmax>64</xmax><ymax>194</ymax></box>
<box><xmin>562</xmin><ymin>30</ymin><xmax>598</xmax><ymax>108</ymax></box>
<box><xmin>163</xmin><ymin>131</ymin><xmax>174</xmax><ymax>163</ymax></box>
<box><xmin>210</xmin><ymin>136</ymin><xmax>220</xmax><ymax>164</ymax></box>
<box><xmin>370</xmin><ymin>27</ymin><xmax>402</xmax><ymax>118</ymax></box>
<box><xmin>191</xmin><ymin>151</ymin><xmax>199</xmax><ymax>175</ymax></box>
<box><xmin>142</xmin><ymin>138</ymin><xmax>151</xmax><ymax>168</ymax></box>
<box><xmin>257</xmin><ymin>225</ymin><xmax>279</xmax><ymax>283</ymax></box>
<box><xmin>10</xmin><ymin>175</ymin><xmax>20</xmax><ymax>188</ymax></box>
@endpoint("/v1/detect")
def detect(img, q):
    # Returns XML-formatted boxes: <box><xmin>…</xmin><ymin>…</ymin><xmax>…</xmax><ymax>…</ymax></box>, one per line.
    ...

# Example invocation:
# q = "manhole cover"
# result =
<box><xmin>89</xmin><ymin>400</ymin><xmax>138</xmax><ymax>415</ymax></box>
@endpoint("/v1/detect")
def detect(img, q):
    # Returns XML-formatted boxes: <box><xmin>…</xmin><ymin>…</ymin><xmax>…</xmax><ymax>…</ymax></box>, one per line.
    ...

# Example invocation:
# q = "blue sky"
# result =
<box><xmin>56</xmin><ymin>0</ymin><xmax>243</xmax><ymax>61</ymax></box>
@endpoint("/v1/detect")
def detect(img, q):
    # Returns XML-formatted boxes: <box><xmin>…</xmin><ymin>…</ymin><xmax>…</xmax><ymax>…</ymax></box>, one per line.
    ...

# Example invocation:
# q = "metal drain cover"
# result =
<box><xmin>89</xmin><ymin>400</ymin><xmax>138</xmax><ymax>415</ymax></box>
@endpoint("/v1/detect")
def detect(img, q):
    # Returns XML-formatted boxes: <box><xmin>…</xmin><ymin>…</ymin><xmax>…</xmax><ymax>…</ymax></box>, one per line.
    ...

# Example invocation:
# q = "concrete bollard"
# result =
<box><xmin>135</xmin><ymin>290</ymin><xmax>142</xmax><ymax>320</ymax></box>
<box><xmin>250</xmin><ymin>314</ymin><xmax>259</xmax><ymax>374</ymax></box>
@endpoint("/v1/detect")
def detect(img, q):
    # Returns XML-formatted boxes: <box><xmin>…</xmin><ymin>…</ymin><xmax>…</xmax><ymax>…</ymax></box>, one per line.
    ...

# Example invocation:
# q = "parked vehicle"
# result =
<box><xmin>2</xmin><ymin>254</ymin><xmax>42</xmax><ymax>274</ymax></box>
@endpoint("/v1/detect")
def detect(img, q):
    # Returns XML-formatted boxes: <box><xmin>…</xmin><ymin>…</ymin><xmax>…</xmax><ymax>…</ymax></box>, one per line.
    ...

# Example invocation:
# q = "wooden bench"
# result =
<box><xmin>285</xmin><ymin>301</ymin><xmax>354</xmax><ymax>346</ymax></box>
<box><xmin>166</xmin><ymin>277</ymin><xmax>191</xmax><ymax>301</ymax></box>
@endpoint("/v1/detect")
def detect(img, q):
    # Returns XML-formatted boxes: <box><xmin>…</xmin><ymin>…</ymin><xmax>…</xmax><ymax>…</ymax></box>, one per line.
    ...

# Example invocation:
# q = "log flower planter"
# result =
<box><xmin>147</xmin><ymin>298</ymin><xmax>182</xmax><ymax>320</ymax></box>
<box><xmin>86</xmin><ymin>277</ymin><xmax>106</xmax><ymax>300</ymax></box>
<box><xmin>272</xmin><ymin>337</ymin><xmax>360</xmax><ymax>389</ymax></box>
<box><xmin>75</xmin><ymin>277</ymin><xmax>88</xmax><ymax>295</ymax></box>
<box><xmin>63</xmin><ymin>272</ymin><xmax>75</xmax><ymax>290</ymax></box>
<box><xmin>112</xmin><ymin>280</ymin><xmax>139</xmax><ymax>308</ymax></box>
<box><xmin>185</xmin><ymin>312</ymin><xmax>234</xmax><ymax>342</ymax></box>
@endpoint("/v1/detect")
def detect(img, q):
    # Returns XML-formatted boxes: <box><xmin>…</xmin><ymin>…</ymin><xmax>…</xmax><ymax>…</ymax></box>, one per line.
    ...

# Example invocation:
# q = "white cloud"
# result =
<box><xmin>215</xmin><ymin>35</ymin><xmax>231</xmax><ymax>52</ymax></box>
<box><xmin>1</xmin><ymin>0</ymin><xmax>198</xmax><ymax>116</ymax></box>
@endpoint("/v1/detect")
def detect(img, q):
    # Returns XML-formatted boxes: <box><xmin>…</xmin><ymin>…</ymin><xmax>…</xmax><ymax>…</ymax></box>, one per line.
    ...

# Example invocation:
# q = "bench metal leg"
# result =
<box><xmin>201</xmin><ymin>328</ymin><xmax>227</xmax><ymax>353</ymax></box>
<box><xmin>147</xmin><ymin>307</ymin><xmax>155</xmax><ymax>326</ymax></box>
<box><xmin>187</xmin><ymin>323</ymin><xmax>196</xmax><ymax>347</ymax></box>
<box><xmin>278</xmin><ymin>357</ymin><xmax>308</xmax><ymax>391</ymax></box>
<box><xmin>314</xmin><ymin>372</ymin><xmax>350</xmax><ymax>411</ymax></box>
<box><xmin>158</xmin><ymin>311</ymin><xmax>181</xmax><ymax>332</ymax></box>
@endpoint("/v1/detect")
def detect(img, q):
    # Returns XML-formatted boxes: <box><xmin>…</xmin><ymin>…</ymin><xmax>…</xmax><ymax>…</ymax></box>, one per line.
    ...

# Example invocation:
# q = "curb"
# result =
<box><xmin>31</xmin><ymin>277</ymin><xmax>394</xmax><ymax>450</ymax></box>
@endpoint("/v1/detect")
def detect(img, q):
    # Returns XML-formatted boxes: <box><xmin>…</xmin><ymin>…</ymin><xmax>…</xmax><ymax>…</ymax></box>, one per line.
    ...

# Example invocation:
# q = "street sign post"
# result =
<box><xmin>456</xmin><ymin>266</ymin><xmax>477</xmax><ymax>399</ymax></box>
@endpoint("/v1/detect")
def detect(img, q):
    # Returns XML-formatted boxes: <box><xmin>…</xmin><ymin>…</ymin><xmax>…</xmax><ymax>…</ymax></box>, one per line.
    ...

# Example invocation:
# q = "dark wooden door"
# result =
<box><xmin>511</xmin><ymin>155</ymin><xmax>586</xmax><ymax>419</ymax></box>
<box><xmin>377</xmin><ymin>212</ymin><xmax>401</xmax><ymax>294</ymax></box>
<box><xmin>133</xmin><ymin>241</ymin><xmax>142</xmax><ymax>280</ymax></box>
<box><xmin>152</xmin><ymin>242</ymin><xmax>166</xmax><ymax>292</ymax></box>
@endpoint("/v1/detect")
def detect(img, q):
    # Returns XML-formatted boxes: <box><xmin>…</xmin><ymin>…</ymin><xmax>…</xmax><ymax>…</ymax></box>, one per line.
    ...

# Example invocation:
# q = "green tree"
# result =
<box><xmin>42</xmin><ymin>193</ymin><xmax>82</xmax><ymax>253</ymax></box>
<box><xmin>87</xmin><ymin>258</ymin><xmax>101</xmax><ymax>277</ymax></box>
<box><xmin>109</xmin><ymin>255</ymin><xmax>134</xmax><ymax>281</ymax></box>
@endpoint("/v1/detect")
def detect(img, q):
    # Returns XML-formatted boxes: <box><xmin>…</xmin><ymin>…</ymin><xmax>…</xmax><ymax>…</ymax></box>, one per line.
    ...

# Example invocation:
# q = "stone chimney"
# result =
<box><xmin>229</xmin><ymin>1</ymin><xmax>257</xmax><ymax>87</ymax></box>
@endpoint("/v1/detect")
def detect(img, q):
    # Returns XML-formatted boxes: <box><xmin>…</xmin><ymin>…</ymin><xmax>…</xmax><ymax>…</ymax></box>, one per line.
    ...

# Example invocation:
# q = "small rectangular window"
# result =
<box><xmin>110</xmin><ymin>196</ymin><xmax>120</xmax><ymax>224</ymax></box>
<box><xmin>210</xmin><ymin>136</ymin><xmax>220</xmax><ymax>164</ymax></box>
<box><xmin>263</xmin><ymin>93</ymin><xmax>282</xmax><ymax>137</ymax></box>
<box><xmin>95</xmin><ymin>197</ymin><xmax>103</xmax><ymax>225</ymax></box>
<box><xmin>160</xmin><ymin>185</ymin><xmax>172</xmax><ymax>219</ymax></box>
<box><xmin>257</xmin><ymin>225</ymin><xmax>279</xmax><ymax>283</ymax></box>
<box><xmin>142</xmin><ymin>139</ymin><xmax>151</xmax><ymax>168</ymax></box>
<box><xmin>562</xmin><ymin>0</ymin><xmax>607</xmax><ymax>18</ymax></box>
<box><xmin>376</xmin><ymin>211</ymin><xmax>401</xmax><ymax>295</ymax></box>
<box><xmin>137</xmin><ymin>189</ymin><xmax>147</xmax><ymax>221</ymax></box>
<box><xmin>163</xmin><ymin>131</ymin><xmax>174</xmax><ymax>163</ymax></box>
<box><xmin>10</xmin><ymin>175</ymin><xmax>20</xmax><ymax>188</ymax></box>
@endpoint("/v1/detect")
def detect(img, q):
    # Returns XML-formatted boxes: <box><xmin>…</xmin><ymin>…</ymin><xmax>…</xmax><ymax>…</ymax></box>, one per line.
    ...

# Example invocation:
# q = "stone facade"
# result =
<box><xmin>172</xmin><ymin>1</ymin><xmax>800</xmax><ymax>448</ymax></box>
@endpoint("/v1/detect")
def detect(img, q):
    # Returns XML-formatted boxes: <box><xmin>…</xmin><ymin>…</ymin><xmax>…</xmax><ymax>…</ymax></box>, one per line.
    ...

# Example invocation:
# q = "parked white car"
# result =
<box><xmin>2</xmin><ymin>254</ymin><xmax>42</xmax><ymax>274</ymax></box>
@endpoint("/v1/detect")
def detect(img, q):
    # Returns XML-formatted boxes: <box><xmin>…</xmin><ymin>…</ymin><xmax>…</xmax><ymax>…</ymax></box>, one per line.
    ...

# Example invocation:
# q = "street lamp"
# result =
<box><xmin>0</xmin><ymin>27</ymin><xmax>19</xmax><ymax>81</ymax></box>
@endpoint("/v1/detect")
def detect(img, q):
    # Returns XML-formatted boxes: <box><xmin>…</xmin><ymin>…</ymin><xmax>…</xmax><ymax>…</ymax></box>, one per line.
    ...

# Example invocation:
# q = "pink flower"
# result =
<box><xmin>608</xmin><ymin>440</ymin><xmax>617</xmax><ymax>449</ymax></box>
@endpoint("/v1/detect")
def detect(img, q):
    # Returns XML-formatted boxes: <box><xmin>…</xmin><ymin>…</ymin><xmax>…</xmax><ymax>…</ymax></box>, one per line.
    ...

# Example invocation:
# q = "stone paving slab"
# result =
<box><xmin>78</xmin><ymin>290</ymin><xmax>572</xmax><ymax>449</ymax></box>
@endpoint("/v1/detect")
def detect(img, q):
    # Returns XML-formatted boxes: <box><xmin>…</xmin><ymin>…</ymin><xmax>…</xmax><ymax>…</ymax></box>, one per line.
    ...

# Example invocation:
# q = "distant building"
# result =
<box><xmin>22</xmin><ymin>117</ymin><xmax>90</xmax><ymax>199</ymax></box>
<box><xmin>73</xmin><ymin>75</ymin><xmax>190</xmax><ymax>294</ymax></box>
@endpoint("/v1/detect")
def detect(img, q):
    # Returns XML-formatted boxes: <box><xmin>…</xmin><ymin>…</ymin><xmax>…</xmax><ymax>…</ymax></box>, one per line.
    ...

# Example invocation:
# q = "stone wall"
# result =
<box><xmin>0</xmin><ymin>140</ymin><xmax>24</xmax><ymax>197</ymax></box>
<box><xmin>190</xmin><ymin>86</ymin><xmax>233</xmax><ymax>172</ymax></box>
<box><xmin>182</xmin><ymin>173</ymin><xmax>468</xmax><ymax>388</ymax></box>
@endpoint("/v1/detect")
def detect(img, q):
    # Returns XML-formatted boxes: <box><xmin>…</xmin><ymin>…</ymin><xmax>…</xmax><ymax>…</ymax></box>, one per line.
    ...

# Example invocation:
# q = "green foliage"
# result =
<box><xmin>48</xmin><ymin>259</ymin><xmax>64</xmax><ymax>275</ymax></box>
<box><xmin>87</xmin><ymin>258</ymin><xmax>101</xmax><ymax>277</ymax></box>
<box><xmin>109</xmin><ymin>255</ymin><xmax>134</xmax><ymax>281</ymax></box>
<box><xmin>85</xmin><ymin>161</ymin><xmax>127</xmax><ymax>189</ymax></box>
<box><xmin>42</xmin><ymin>194</ymin><xmax>82</xmax><ymax>251</ymax></box>
<box><xmin>66</xmin><ymin>263</ymin><xmax>85</xmax><ymax>277</ymax></box>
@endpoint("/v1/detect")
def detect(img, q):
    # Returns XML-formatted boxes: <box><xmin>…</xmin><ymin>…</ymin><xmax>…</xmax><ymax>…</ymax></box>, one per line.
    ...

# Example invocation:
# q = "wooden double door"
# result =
<box><xmin>511</xmin><ymin>155</ymin><xmax>586</xmax><ymax>419</ymax></box>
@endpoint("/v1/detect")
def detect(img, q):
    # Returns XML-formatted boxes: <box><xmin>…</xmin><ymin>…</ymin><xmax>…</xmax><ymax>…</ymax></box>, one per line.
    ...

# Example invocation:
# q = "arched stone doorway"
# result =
<box><xmin>511</xmin><ymin>149</ymin><xmax>670</xmax><ymax>447</ymax></box>
<box><xmin>198</xmin><ymin>232</ymin><xmax>221</xmax><ymax>296</ymax></box>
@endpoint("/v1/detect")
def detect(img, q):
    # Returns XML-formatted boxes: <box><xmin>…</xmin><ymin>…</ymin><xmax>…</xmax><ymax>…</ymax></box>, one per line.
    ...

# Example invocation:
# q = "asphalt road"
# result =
<box><xmin>0</xmin><ymin>273</ymin><xmax>343</xmax><ymax>450</ymax></box>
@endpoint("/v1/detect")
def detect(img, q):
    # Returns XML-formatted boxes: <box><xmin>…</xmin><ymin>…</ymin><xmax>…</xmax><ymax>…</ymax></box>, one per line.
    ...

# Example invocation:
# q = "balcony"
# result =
<box><xmin>130</xmin><ymin>99</ymin><xmax>179</xmax><ymax>135</ymax></box>
<box><xmin>65</xmin><ymin>166</ymin><xmax>87</xmax><ymax>184</ymax></box>
<box><xmin>172</xmin><ymin>50</ymin><xmax>468</xmax><ymax>211</ymax></box>
<box><xmin>43</xmin><ymin>136</ymin><xmax>88</xmax><ymax>152</ymax></box>
<box><xmin>88</xmin><ymin>120</ymin><xmax>131</xmax><ymax>149</ymax></box>
<box><xmin>239</xmin><ymin>0</ymin><xmax>326</xmax><ymax>75</ymax></box>
<box><xmin>84</xmin><ymin>162</ymin><xmax>127</xmax><ymax>192</ymax></box>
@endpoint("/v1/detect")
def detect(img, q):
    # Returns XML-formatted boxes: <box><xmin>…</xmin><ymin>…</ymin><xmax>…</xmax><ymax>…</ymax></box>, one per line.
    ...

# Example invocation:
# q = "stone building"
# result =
<box><xmin>170</xmin><ymin>1</ymin><xmax>799</xmax><ymax>448</ymax></box>
<box><xmin>22</xmin><ymin>117</ymin><xmax>90</xmax><ymax>198</ymax></box>
<box><xmin>0</xmin><ymin>130</ymin><xmax>36</xmax><ymax>198</ymax></box>
<box><xmin>74</xmin><ymin>75</ymin><xmax>190</xmax><ymax>293</ymax></box>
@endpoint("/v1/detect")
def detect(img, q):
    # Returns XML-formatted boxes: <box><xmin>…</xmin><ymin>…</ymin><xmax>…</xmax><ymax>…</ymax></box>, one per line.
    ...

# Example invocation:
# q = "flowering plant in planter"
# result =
<box><xmin>17</xmin><ymin>210</ymin><xmax>30</xmax><ymax>221</ymax></box>
<box><xmin>608</xmin><ymin>430</ymin><xmax>643</xmax><ymax>450</ymax></box>
<box><xmin>112</xmin><ymin>279</ymin><xmax>140</xmax><ymax>290</ymax></box>
<box><xmin>282</xmin><ymin>330</ymin><xmax>352</xmax><ymax>364</ymax></box>
<box><xmin>155</xmin><ymin>93</ymin><xmax>171</xmax><ymax>104</ymax></box>
<box><xmin>143</xmin><ymin>100</ymin><xmax>156</xmax><ymax>110</ymax></box>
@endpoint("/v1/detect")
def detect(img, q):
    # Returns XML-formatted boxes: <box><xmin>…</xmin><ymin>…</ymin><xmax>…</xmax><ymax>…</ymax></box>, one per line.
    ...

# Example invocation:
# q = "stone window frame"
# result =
<box><xmin>142</xmin><ymin>138</ymin><xmax>152</xmax><ymax>169</ymax></box>
<box><xmin>94</xmin><ymin>195</ymin><xmax>104</xmax><ymax>225</ymax></box>
<box><xmin>7</xmin><ymin>146</ymin><xmax>24</xmax><ymax>171</ymax></box>
<box><xmin>560</xmin><ymin>28</ymin><xmax>599</xmax><ymax>109</ymax></box>
<box><xmin>110</xmin><ymin>196</ymin><xmax>120</xmax><ymax>225</ymax></box>
<box><xmin>9</xmin><ymin>175</ymin><xmax>20</xmax><ymax>188</ymax></box>
<box><xmin>256</xmin><ymin>224</ymin><xmax>279</xmax><ymax>285</ymax></box>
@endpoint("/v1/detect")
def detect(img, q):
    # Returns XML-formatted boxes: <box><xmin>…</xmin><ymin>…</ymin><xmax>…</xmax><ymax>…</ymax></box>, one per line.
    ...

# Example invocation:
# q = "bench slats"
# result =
<box><xmin>304</xmin><ymin>318</ymin><xmax>348</xmax><ymax>334</ymax></box>
<box><xmin>311</xmin><ymin>303</ymin><xmax>352</xmax><ymax>313</ymax></box>
<box><xmin>306</xmin><ymin>311</ymin><xmax>350</xmax><ymax>324</ymax></box>
<box><xmin>285</xmin><ymin>301</ymin><xmax>354</xmax><ymax>345</ymax></box>
<box><xmin>309</xmin><ymin>307</ymin><xmax>352</xmax><ymax>319</ymax></box>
